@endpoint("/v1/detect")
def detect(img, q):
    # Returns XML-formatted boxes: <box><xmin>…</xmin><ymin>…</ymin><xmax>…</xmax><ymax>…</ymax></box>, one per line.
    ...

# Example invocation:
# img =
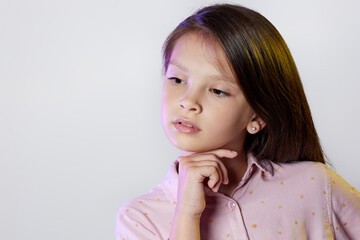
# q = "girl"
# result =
<box><xmin>116</xmin><ymin>3</ymin><xmax>360</xmax><ymax>239</ymax></box>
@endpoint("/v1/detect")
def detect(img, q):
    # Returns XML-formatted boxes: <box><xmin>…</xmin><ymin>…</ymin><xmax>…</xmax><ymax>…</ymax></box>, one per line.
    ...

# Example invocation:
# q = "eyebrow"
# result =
<box><xmin>168</xmin><ymin>60</ymin><xmax>238</xmax><ymax>85</ymax></box>
<box><xmin>169</xmin><ymin>60</ymin><xmax>189</xmax><ymax>73</ymax></box>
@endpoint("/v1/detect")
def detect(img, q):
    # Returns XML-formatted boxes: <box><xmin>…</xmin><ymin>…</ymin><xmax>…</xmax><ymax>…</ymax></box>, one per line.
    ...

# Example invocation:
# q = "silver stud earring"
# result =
<box><xmin>252</xmin><ymin>127</ymin><xmax>257</xmax><ymax>131</ymax></box>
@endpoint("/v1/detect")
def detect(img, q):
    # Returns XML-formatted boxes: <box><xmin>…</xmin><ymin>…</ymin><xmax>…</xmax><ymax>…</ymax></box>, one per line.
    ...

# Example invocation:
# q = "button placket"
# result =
<box><xmin>223</xmin><ymin>200</ymin><xmax>249</xmax><ymax>240</ymax></box>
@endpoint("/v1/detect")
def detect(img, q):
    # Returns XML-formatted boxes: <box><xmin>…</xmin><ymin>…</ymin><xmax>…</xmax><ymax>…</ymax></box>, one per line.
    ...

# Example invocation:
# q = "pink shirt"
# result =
<box><xmin>116</xmin><ymin>154</ymin><xmax>360</xmax><ymax>239</ymax></box>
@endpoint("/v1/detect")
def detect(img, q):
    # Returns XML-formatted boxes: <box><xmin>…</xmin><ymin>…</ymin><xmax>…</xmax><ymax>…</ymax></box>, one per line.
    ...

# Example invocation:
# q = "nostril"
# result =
<box><xmin>179</xmin><ymin>100</ymin><xmax>201</xmax><ymax>113</ymax></box>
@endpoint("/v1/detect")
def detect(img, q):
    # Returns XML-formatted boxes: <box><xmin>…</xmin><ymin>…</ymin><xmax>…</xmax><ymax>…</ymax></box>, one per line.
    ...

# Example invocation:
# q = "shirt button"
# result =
<box><xmin>227</xmin><ymin>201</ymin><xmax>237</xmax><ymax>209</ymax></box>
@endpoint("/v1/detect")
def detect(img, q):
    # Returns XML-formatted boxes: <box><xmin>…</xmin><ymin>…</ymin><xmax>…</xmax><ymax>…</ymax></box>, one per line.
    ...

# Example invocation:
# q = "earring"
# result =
<box><xmin>251</xmin><ymin>126</ymin><xmax>257</xmax><ymax>131</ymax></box>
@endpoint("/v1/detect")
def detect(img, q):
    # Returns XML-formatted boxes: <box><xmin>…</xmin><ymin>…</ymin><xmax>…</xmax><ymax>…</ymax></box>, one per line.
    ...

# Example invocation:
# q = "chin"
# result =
<box><xmin>172</xmin><ymin>139</ymin><xmax>222</xmax><ymax>154</ymax></box>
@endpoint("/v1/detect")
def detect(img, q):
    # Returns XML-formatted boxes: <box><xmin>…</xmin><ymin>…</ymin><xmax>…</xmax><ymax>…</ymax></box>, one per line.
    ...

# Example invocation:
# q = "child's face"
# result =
<box><xmin>161</xmin><ymin>33</ymin><xmax>255</xmax><ymax>156</ymax></box>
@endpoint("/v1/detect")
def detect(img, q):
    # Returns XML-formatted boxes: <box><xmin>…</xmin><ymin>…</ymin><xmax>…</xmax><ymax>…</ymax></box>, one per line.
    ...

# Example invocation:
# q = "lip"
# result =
<box><xmin>173</xmin><ymin>118</ymin><xmax>201</xmax><ymax>134</ymax></box>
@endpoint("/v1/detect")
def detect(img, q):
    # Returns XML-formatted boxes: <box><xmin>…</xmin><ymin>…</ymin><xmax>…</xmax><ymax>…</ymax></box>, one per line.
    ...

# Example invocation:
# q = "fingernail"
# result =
<box><xmin>232</xmin><ymin>151</ymin><xmax>238</xmax><ymax>155</ymax></box>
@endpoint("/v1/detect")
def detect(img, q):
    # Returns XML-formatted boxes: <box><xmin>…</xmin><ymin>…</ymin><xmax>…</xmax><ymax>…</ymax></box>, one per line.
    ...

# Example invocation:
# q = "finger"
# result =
<box><xmin>177</xmin><ymin>153</ymin><xmax>230</xmax><ymax>184</ymax></box>
<box><xmin>177</xmin><ymin>149</ymin><xmax>237</xmax><ymax>163</ymax></box>
<box><xmin>186</xmin><ymin>164</ymin><xmax>221</xmax><ymax>186</ymax></box>
<box><xmin>188</xmin><ymin>165</ymin><xmax>219</xmax><ymax>186</ymax></box>
<box><xmin>201</xmin><ymin>148</ymin><xmax>238</xmax><ymax>159</ymax></box>
<box><xmin>202</xmin><ymin>166</ymin><xmax>220</xmax><ymax>190</ymax></box>
<box><xmin>183</xmin><ymin>160</ymin><xmax>228</xmax><ymax>185</ymax></box>
<box><xmin>208</xmin><ymin>169</ymin><xmax>223</xmax><ymax>193</ymax></box>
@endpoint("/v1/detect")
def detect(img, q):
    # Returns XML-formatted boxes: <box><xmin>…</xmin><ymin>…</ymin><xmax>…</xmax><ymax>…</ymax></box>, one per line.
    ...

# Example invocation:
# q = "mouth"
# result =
<box><xmin>179</xmin><ymin>122</ymin><xmax>195</xmax><ymax>128</ymax></box>
<box><xmin>173</xmin><ymin>118</ymin><xmax>200</xmax><ymax>134</ymax></box>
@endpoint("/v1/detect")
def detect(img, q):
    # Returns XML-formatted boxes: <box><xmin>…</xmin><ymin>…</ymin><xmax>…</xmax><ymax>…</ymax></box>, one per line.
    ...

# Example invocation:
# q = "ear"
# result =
<box><xmin>246</xmin><ymin>114</ymin><xmax>266</xmax><ymax>134</ymax></box>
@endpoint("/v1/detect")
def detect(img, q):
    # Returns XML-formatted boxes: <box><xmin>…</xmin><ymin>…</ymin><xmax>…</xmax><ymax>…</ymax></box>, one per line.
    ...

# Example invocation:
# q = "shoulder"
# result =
<box><xmin>279</xmin><ymin>159</ymin><xmax>360</xmax><ymax>201</ymax></box>
<box><xmin>116</xmin><ymin>184</ymin><xmax>175</xmax><ymax>239</ymax></box>
<box><xmin>265</xmin><ymin>161</ymin><xmax>330</xmax><ymax>207</ymax></box>
<box><xmin>322</xmin><ymin>165</ymin><xmax>360</xmax><ymax>213</ymax></box>
<box><xmin>323</xmin><ymin>166</ymin><xmax>359</xmax><ymax>197</ymax></box>
<box><xmin>273</xmin><ymin>160</ymin><xmax>328</xmax><ymax>184</ymax></box>
<box><xmin>116</xmin><ymin>184</ymin><xmax>169</xmax><ymax>224</ymax></box>
<box><xmin>272</xmin><ymin>160</ymin><xmax>357</xmax><ymax>194</ymax></box>
<box><xmin>116</xmin><ymin>187</ymin><xmax>164</xmax><ymax>239</ymax></box>
<box><xmin>322</xmin><ymin>165</ymin><xmax>360</xmax><ymax>238</ymax></box>
<box><xmin>115</xmin><ymin>162</ymin><xmax>180</xmax><ymax>239</ymax></box>
<box><xmin>272</xmin><ymin>160</ymin><xmax>360</xmax><ymax>237</ymax></box>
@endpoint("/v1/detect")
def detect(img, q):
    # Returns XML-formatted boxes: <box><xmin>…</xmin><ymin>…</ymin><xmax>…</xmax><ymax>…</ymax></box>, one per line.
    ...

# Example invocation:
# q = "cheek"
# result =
<box><xmin>160</xmin><ymin>95</ymin><xmax>171</xmax><ymax>137</ymax></box>
<box><xmin>211</xmin><ymin>103</ymin><xmax>252</xmax><ymax>131</ymax></box>
<box><xmin>161</xmin><ymin>90</ymin><xmax>177</xmax><ymax>122</ymax></box>
<box><xmin>161</xmin><ymin>101</ymin><xmax>169</xmax><ymax>126</ymax></box>
<box><xmin>161</xmin><ymin>91</ymin><xmax>172</xmax><ymax>111</ymax></box>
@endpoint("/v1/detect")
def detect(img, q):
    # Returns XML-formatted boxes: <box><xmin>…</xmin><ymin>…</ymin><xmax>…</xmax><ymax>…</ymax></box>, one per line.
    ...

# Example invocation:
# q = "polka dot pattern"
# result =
<box><xmin>116</xmin><ymin>157</ymin><xmax>360</xmax><ymax>240</ymax></box>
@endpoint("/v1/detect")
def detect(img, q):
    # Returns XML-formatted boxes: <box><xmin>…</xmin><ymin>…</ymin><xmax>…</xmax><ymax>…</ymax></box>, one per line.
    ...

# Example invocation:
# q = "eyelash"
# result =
<box><xmin>168</xmin><ymin>77</ymin><xmax>185</xmax><ymax>85</ymax></box>
<box><xmin>210</xmin><ymin>88</ymin><xmax>229</xmax><ymax>96</ymax></box>
<box><xmin>167</xmin><ymin>77</ymin><xmax>230</xmax><ymax>97</ymax></box>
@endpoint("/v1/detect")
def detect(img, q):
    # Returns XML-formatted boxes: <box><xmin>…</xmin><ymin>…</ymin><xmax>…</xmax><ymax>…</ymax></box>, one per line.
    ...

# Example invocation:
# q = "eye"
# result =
<box><xmin>168</xmin><ymin>77</ymin><xmax>186</xmax><ymax>85</ymax></box>
<box><xmin>210</xmin><ymin>88</ymin><xmax>229</xmax><ymax>96</ymax></box>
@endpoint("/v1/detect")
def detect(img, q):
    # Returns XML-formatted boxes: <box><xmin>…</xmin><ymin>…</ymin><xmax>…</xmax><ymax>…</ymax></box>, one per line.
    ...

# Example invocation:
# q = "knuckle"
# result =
<box><xmin>180</xmin><ymin>161</ymin><xmax>190</xmax><ymax>169</ymax></box>
<box><xmin>208</xmin><ymin>153</ymin><xmax>217</xmax><ymax>159</ymax></box>
<box><xmin>188</xmin><ymin>167</ymin><xmax>198</xmax><ymax>177</ymax></box>
<box><xmin>208</xmin><ymin>161</ymin><xmax>217</xmax><ymax>167</ymax></box>
<box><xmin>210</xmin><ymin>166</ymin><xmax>218</xmax><ymax>175</ymax></box>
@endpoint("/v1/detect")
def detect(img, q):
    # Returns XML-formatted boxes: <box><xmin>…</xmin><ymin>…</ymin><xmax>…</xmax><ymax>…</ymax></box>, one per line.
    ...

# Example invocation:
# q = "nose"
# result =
<box><xmin>179</xmin><ymin>92</ymin><xmax>202</xmax><ymax>113</ymax></box>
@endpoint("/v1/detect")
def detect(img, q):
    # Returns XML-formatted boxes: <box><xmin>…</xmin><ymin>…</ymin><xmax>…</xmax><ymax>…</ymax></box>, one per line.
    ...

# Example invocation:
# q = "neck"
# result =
<box><xmin>218</xmin><ymin>150</ymin><xmax>248</xmax><ymax>197</ymax></box>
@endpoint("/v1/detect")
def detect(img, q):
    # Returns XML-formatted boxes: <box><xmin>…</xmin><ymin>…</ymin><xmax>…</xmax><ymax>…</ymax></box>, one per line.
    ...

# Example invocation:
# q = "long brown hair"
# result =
<box><xmin>162</xmin><ymin>4</ymin><xmax>326</xmax><ymax>164</ymax></box>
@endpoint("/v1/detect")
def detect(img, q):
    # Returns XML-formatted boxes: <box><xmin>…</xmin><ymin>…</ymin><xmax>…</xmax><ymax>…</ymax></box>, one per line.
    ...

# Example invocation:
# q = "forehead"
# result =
<box><xmin>168</xmin><ymin>32</ymin><xmax>237</xmax><ymax>83</ymax></box>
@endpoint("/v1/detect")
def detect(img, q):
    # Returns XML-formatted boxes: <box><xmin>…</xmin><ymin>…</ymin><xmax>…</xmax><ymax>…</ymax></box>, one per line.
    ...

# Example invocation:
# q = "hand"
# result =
<box><xmin>175</xmin><ymin>149</ymin><xmax>238</xmax><ymax>217</ymax></box>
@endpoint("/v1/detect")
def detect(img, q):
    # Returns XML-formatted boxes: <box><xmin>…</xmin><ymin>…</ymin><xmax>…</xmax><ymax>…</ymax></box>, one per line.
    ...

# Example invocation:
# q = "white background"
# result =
<box><xmin>1</xmin><ymin>0</ymin><xmax>359</xmax><ymax>239</ymax></box>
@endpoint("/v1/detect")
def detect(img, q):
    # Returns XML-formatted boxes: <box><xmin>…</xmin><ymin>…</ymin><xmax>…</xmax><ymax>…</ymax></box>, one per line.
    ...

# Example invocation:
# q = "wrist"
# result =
<box><xmin>174</xmin><ymin>210</ymin><xmax>202</xmax><ymax>222</ymax></box>
<box><xmin>169</xmin><ymin>210</ymin><xmax>201</xmax><ymax>240</ymax></box>
<box><xmin>174</xmin><ymin>204</ymin><xmax>204</xmax><ymax>220</ymax></box>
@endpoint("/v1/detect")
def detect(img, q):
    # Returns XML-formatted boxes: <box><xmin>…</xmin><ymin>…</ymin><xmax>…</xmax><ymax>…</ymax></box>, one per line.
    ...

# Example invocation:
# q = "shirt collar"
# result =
<box><xmin>161</xmin><ymin>153</ymin><xmax>274</xmax><ymax>203</ymax></box>
<box><xmin>247</xmin><ymin>153</ymin><xmax>274</xmax><ymax>176</ymax></box>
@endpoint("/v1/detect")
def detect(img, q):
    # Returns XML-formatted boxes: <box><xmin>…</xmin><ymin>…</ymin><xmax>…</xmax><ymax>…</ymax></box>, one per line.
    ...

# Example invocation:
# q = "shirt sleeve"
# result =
<box><xmin>115</xmin><ymin>205</ymin><xmax>161</xmax><ymax>240</ymax></box>
<box><xmin>325</xmin><ymin>167</ymin><xmax>360</xmax><ymax>239</ymax></box>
